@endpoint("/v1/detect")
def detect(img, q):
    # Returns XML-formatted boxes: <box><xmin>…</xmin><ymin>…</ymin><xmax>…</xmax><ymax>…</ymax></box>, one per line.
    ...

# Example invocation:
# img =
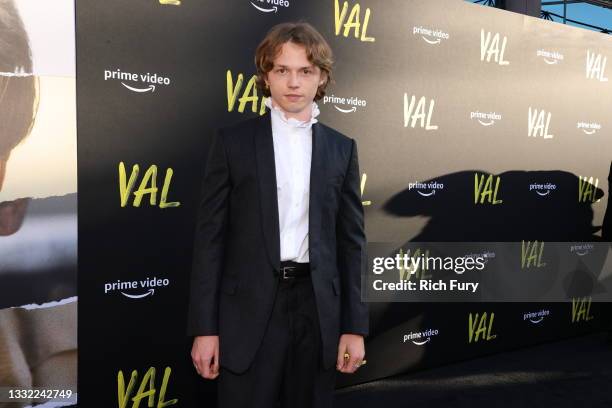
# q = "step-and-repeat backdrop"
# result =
<box><xmin>71</xmin><ymin>0</ymin><xmax>612</xmax><ymax>406</ymax></box>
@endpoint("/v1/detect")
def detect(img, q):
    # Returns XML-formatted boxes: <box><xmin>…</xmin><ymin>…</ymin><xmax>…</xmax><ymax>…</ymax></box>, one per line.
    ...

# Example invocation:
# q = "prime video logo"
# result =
<box><xmin>104</xmin><ymin>68</ymin><xmax>171</xmax><ymax>93</ymax></box>
<box><xmin>412</xmin><ymin>25</ymin><xmax>449</xmax><ymax>45</ymax></box>
<box><xmin>529</xmin><ymin>182</ymin><xmax>556</xmax><ymax>197</ymax></box>
<box><xmin>570</xmin><ymin>243</ymin><xmax>594</xmax><ymax>256</ymax></box>
<box><xmin>536</xmin><ymin>49</ymin><xmax>564</xmax><ymax>65</ymax></box>
<box><xmin>250</xmin><ymin>0</ymin><xmax>289</xmax><ymax>13</ymax></box>
<box><xmin>322</xmin><ymin>94</ymin><xmax>367</xmax><ymax>113</ymax></box>
<box><xmin>403</xmin><ymin>328</ymin><xmax>439</xmax><ymax>345</ymax></box>
<box><xmin>470</xmin><ymin>110</ymin><xmax>502</xmax><ymax>127</ymax></box>
<box><xmin>577</xmin><ymin>122</ymin><xmax>602</xmax><ymax>135</ymax></box>
<box><xmin>465</xmin><ymin>251</ymin><xmax>496</xmax><ymax>265</ymax></box>
<box><xmin>408</xmin><ymin>180</ymin><xmax>444</xmax><ymax>197</ymax></box>
<box><xmin>523</xmin><ymin>309</ymin><xmax>550</xmax><ymax>324</ymax></box>
<box><xmin>104</xmin><ymin>277</ymin><xmax>170</xmax><ymax>299</ymax></box>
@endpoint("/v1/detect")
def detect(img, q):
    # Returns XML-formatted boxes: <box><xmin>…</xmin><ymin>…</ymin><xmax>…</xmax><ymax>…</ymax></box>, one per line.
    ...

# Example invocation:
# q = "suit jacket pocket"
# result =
<box><xmin>221</xmin><ymin>278</ymin><xmax>238</xmax><ymax>295</ymax></box>
<box><xmin>332</xmin><ymin>276</ymin><xmax>341</xmax><ymax>296</ymax></box>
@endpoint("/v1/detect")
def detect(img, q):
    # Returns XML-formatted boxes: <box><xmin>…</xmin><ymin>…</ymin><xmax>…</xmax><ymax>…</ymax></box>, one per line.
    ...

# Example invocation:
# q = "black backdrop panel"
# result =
<box><xmin>77</xmin><ymin>0</ymin><xmax>612</xmax><ymax>406</ymax></box>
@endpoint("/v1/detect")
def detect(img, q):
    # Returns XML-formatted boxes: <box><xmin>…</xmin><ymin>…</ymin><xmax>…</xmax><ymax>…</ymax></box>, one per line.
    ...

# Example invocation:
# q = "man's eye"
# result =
<box><xmin>303</xmin><ymin>69</ymin><xmax>311</xmax><ymax>74</ymax></box>
<box><xmin>277</xmin><ymin>68</ymin><xmax>286</xmax><ymax>73</ymax></box>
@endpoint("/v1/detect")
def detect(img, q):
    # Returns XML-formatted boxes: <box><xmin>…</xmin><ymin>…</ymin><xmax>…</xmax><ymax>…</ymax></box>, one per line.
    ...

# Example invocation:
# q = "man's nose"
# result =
<box><xmin>288</xmin><ymin>72</ymin><xmax>299</xmax><ymax>88</ymax></box>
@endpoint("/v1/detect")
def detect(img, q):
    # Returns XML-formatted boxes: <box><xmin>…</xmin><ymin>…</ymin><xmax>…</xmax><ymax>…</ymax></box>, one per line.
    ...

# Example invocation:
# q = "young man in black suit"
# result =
<box><xmin>603</xmin><ymin>162</ymin><xmax>611</xmax><ymax>343</ymax></box>
<box><xmin>188</xmin><ymin>22</ymin><xmax>369</xmax><ymax>407</ymax></box>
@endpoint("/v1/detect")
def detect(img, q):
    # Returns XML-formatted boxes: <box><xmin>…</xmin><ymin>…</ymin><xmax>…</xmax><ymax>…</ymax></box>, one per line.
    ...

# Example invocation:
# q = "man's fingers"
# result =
<box><xmin>191</xmin><ymin>336</ymin><xmax>220</xmax><ymax>379</ymax></box>
<box><xmin>194</xmin><ymin>356</ymin><xmax>215</xmax><ymax>379</ymax></box>
<box><xmin>202</xmin><ymin>356</ymin><xmax>215</xmax><ymax>378</ymax></box>
<box><xmin>339</xmin><ymin>351</ymin><xmax>365</xmax><ymax>374</ymax></box>
<box><xmin>211</xmin><ymin>346</ymin><xmax>220</xmax><ymax>376</ymax></box>
<box><xmin>346</xmin><ymin>354</ymin><xmax>359</xmax><ymax>373</ymax></box>
<box><xmin>336</xmin><ymin>344</ymin><xmax>347</xmax><ymax>370</ymax></box>
<box><xmin>194</xmin><ymin>359</ymin><xmax>204</xmax><ymax>377</ymax></box>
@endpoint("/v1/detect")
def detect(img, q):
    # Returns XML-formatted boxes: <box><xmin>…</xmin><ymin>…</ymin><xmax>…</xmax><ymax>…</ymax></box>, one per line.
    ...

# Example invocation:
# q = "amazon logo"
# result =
<box><xmin>465</xmin><ymin>251</ymin><xmax>495</xmax><ymax>266</ymax></box>
<box><xmin>403</xmin><ymin>328</ymin><xmax>439</xmax><ymax>346</ymax></box>
<box><xmin>577</xmin><ymin>121</ymin><xmax>601</xmax><ymax>135</ymax></box>
<box><xmin>570</xmin><ymin>243</ymin><xmax>594</xmax><ymax>257</ymax></box>
<box><xmin>529</xmin><ymin>182</ymin><xmax>556</xmax><ymax>197</ymax></box>
<box><xmin>536</xmin><ymin>49</ymin><xmax>564</xmax><ymax>65</ymax></box>
<box><xmin>470</xmin><ymin>110</ymin><xmax>502</xmax><ymax>127</ymax></box>
<box><xmin>104</xmin><ymin>277</ymin><xmax>170</xmax><ymax>299</ymax></box>
<box><xmin>104</xmin><ymin>69</ymin><xmax>171</xmax><ymax>93</ymax></box>
<box><xmin>250</xmin><ymin>0</ymin><xmax>289</xmax><ymax>13</ymax></box>
<box><xmin>322</xmin><ymin>94</ymin><xmax>367</xmax><ymax>114</ymax></box>
<box><xmin>412</xmin><ymin>25</ymin><xmax>449</xmax><ymax>45</ymax></box>
<box><xmin>523</xmin><ymin>309</ymin><xmax>550</xmax><ymax>324</ymax></box>
<box><xmin>408</xmin><ymin>180</ymin><xmax>444</xmax><ymax>197</ymax></box>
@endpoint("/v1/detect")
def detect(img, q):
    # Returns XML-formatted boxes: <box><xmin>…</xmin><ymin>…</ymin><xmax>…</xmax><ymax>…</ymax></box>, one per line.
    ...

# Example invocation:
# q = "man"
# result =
<box><xmin>603</xmin><ymin>162</ymin><xmax>611</xmax><ymax>343</ymax></box>
<box><xmin>187</xmin><ymin>22</ymin><xmax>369</xmax><ymax>408</ymax></box>
<box><xmin>0</xmin><ymin>0</ymin><xmax>77</xmax><ymax>398</ymax></box>
<box><xmin>603</xmin><ymin>162</ymin><xmax>611</xmax><ymax>242</ymax></box>
<box><xmin>0</xmin><ymin>0</ymin><xmax>37</xmax><ymax>235</ymax></box>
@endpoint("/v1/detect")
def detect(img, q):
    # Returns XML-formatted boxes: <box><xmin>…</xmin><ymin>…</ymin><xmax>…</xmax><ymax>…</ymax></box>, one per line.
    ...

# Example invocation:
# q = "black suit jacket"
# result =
<box><xmin>603</xmin><ymin>161</ymin><xmax>611</xmax><ymax>241</ymax></box>
<box><xmin>187</xmin><ymin>110</ymin><xmax>369</xmax><ymax>373</ymax></box>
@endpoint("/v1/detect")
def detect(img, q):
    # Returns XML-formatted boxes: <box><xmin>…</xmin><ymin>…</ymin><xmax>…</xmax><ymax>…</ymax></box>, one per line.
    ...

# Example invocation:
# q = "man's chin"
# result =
<box><xmin>280</xmin><ymin>103</ymin><xmax>310</xmax><ymax>115</ymax></box>
<box><xmin>0</xmin><ymin>198</ymin><xmax>30</xmax><ymax>236</ymax></box>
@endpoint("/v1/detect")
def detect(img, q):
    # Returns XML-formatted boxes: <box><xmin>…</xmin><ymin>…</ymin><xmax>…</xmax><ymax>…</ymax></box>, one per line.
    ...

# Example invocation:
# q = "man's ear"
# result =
<box><xmin>319</xmin><ymin>71</ymin><xmax>328</xmax><ymax>86</ymax></box>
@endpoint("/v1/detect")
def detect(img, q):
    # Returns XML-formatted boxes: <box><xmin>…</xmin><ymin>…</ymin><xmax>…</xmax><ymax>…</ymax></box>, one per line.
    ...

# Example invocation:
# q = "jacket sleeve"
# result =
<box><xmin>336</xmin><ymin>138</ymin><xmax>369</xmax><ymax>337</ymax></box>
<box><xmin>187</xmin><ymin>128</ymin><xmax>231</xmax><ymax>336</ymax></box>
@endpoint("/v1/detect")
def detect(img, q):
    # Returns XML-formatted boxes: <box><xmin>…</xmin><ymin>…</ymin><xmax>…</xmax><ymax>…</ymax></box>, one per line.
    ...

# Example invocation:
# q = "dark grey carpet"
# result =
<box><xmin>336</xmin><ymin>332</ymin><xmax>612</xmax><ymax>408</ymax></box>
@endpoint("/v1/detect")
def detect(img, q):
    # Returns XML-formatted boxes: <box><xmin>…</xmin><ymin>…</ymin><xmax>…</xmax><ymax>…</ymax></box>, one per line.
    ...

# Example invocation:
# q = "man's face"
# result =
<box><xmin>0</xmin><ymin>153</ymin><xmax>29</xmax><ymax>236</ymax></box>
<box><xmin>265</xmin><ymin>41</ymin><xmax>326</xmax><ymax>121</ymax></box>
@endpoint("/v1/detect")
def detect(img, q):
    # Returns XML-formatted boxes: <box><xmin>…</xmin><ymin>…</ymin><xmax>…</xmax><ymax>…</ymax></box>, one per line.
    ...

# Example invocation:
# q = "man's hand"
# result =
<box><xmin>336</xmin><ymin>333</ymin><xmax>365</xmax><ymax>374</ymax></box>
<box><xmin>191</xmin><ymin>335</ymin><xmax>220</xmax><ymax>379</ymax></box>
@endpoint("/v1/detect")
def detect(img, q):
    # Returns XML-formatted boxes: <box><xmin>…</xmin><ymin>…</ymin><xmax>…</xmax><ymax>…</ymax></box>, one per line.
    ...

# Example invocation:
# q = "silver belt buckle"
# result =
<box><xmin>281</xmin><ymin>266</ymin><xmax>296</xmax><ymax>280</ymax></box>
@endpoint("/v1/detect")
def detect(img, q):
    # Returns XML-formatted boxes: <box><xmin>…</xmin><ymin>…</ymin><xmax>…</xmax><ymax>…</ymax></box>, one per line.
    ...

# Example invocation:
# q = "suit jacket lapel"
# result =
<box><xmin>254</xmin><ymin>111</ymin><xmax>281</xmax><ymax>271</ymax></box>
<box><xmin>309</xmin><ymin>121</ymin><xmax>327</xmax><ymax>268</ymax></box>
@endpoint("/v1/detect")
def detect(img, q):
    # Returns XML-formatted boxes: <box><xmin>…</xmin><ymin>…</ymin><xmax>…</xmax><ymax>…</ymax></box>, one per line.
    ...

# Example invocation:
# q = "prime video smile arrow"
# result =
<box><xmin>121</xmin><ymin>289</ymin><xmax>155</xmax><ymax>299</ymax></box>
<box><xmin>121</xmin><ymin>82</ymin><xmax>156</xmax><ymax>93</ymax></box>
<box><xmin>250</xmin><ymin>2</ymin><xmax>277</xmax><ymax>12</ymax></box>
<box><xmin>334</xmin><ymin>105</ymin><xmax>357</xmax><ymax>113</ymax></box>
<box><xmin>412</xmin><ymin>337</ymin><xmax>431</xmax><ymax>346</ymax></box>
<box><xmin>422</xmin><ymin>36</ymin><xmax>441</xmax><ymax>45</ymax></box>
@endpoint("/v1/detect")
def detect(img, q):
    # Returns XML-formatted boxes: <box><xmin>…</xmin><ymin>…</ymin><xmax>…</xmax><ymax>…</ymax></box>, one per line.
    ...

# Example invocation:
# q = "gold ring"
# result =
<box><xmin>344</xmin><ymin>353</ymin><xmax>367</xmax><ymax>366</ymax></box>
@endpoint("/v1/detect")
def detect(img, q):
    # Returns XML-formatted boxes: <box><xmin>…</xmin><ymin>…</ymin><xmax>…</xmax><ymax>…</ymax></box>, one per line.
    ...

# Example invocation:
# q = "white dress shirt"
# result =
<box><xmin>265</xmin><ymin>97</ymin><xmax>320</xmax><ymax>263</ymax></box>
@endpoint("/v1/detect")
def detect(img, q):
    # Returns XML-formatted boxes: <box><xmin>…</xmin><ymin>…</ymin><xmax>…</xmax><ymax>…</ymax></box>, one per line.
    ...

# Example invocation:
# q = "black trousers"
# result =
<box><xmin>218</xmin><ymin>276</ymin><xmax>336</xmax><ymax>408</ymax></box>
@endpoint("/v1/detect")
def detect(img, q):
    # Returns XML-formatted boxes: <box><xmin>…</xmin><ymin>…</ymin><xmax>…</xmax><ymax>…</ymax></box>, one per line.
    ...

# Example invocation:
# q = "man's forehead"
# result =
<box><xmin>272</xmin><ymin>42</ymin><xmax>314</xmax><ymax>65</ymax></box>
<box><xmin>272</xmin><ymin>61</ymin><xmax>316</xmax><ymax>69</ymax></box>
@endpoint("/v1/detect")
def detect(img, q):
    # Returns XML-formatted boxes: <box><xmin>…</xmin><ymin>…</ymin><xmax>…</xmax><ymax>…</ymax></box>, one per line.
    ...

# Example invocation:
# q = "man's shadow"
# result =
<box><xmin>344</xmin><ymin>169</ymin><xmax>610</xmax><ymax>385</ymax></box>
<box><xmin>384</xmin><ymin>170</ymin><xmax>603</xmax><ymax>242</ymax></box>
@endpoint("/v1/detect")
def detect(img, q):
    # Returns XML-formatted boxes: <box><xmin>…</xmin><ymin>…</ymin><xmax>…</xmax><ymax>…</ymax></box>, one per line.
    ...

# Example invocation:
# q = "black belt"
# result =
<box><xmin>279</xmin><ymin>261</ymin><xmax>310</xmax><ymax>280</ymax></box>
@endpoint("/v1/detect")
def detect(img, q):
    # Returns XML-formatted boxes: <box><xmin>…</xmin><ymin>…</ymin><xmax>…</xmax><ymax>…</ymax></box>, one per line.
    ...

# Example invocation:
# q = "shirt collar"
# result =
<box><xmin>265</xmin><ymin>97</ymin><xmax>319</xmax><ymax>128</ymax></box>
